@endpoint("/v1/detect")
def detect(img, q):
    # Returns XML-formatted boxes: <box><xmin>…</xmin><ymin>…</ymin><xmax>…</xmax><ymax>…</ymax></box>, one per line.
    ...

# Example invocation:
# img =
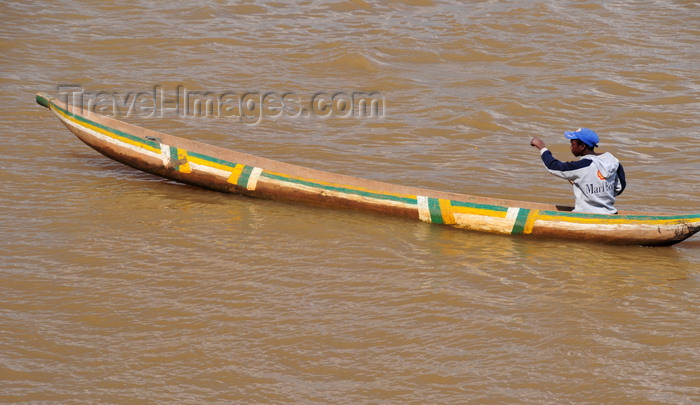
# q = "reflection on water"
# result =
<box><xmin>1</xmin><ymin>0</ymin><xmax>699</xmax><ymax>403</ymax></box>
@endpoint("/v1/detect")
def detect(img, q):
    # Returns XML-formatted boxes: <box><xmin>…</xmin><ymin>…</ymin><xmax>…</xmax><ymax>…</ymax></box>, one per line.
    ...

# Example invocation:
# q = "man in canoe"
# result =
<box><xmin>530</xmin><ymin>128</ymin><xmax>626</xmax><ymax>214</ymax></box>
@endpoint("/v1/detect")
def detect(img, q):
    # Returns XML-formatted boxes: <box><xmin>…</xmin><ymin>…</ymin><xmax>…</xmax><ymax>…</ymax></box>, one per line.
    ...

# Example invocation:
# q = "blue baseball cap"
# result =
<box><xmin>564</xmin><ymin>128</ymin><xmax>599</xmax><ymax>148</ymax></box>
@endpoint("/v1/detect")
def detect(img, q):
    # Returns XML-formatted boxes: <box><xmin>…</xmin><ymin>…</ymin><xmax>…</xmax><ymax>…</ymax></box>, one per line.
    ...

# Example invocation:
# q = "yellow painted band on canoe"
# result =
<box><xmin>226</xmin><ymin>164</ymin><xmax>246</xmax><ymax>185</ymax></box>
<box><xmin>438</xmin><ymin>198</ymin><xmax>456</xmax><ymax>224</ymax></box>
<box><xmin>523</xmin><ymin>209</ymin><xmax>539</xmax><ymax>234</ymax></box>
<box><xmin>176</xmin><ymin>148</ymin><xmax>192</xmax><ymax>173</ymax></box>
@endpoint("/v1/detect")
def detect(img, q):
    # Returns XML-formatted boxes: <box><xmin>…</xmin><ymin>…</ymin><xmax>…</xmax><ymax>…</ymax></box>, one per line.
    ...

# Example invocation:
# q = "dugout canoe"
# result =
<box><xmin>36</xmin><ymin>92</ymin><xmax>699</xmax><ymax>246</ymax></box>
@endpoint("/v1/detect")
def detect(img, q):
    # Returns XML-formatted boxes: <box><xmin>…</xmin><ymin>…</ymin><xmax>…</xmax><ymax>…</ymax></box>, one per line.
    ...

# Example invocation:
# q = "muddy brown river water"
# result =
<box><xmin>1</xmin><ymin>1</ymin><xmax>699</xmax><ymax>403</ymax></box>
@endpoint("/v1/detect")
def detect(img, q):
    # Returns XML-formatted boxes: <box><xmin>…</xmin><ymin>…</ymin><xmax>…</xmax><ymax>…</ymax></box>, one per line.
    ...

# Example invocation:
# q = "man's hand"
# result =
<box><xmin>530</xmin><ymin>137</ymin><xmax>546</xmax><ymax>150</ymax></box>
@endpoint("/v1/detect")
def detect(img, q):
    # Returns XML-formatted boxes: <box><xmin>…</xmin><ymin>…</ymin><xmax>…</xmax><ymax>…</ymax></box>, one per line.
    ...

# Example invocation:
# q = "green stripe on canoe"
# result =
<box><xmin>169</xmin><ymin>146</ymin><xmax>179</xmax><ymax>169</ymax></box>
<box><xmin>261</xmin><ymin>172</ymin><xmax>417</xmax><ymax>205</ymax></box>
<box><xmin>510</xmin><ymin>208</ymin><xmax>531</xmax><ymax>234</ymax></box>
<box><xmin>237</xmin><ymin>166</ymin><xmax>255</xmax><ymax>188</ymax></box>
<box><xmin>428</xmin><ymin>197</ymin><xmax>443</xmax><ymax>224</ymax></box>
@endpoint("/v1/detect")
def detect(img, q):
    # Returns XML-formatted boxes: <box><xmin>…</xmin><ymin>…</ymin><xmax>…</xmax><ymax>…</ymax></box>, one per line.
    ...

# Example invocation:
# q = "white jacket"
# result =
<box><xmin>540</xmin><ymin>149</ymin><xmax>626</xmax><ymax>214</ymax></box>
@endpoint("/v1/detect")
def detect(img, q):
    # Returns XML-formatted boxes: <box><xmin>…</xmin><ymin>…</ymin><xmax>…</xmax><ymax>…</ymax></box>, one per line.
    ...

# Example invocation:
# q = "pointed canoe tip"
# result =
<box><xmin>36</xmin><ymin>92</ymin><xmax>51</xmax><ymax>108</ymax></box>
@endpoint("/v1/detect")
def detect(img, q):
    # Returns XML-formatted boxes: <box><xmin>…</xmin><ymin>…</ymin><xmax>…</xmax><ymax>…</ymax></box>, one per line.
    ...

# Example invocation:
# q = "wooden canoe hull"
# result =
<box><xmin>36</xmin><ymin>92</ymin><xmax>700</xmax><ymax>246</ymax></box>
